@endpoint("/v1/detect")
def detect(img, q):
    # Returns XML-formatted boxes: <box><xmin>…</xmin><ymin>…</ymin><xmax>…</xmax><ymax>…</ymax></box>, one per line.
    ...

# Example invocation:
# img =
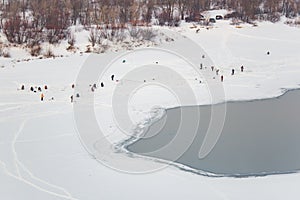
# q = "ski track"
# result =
<box><xmin>0</xmin><ymin>110</ymin><xmax>79</xmax><ymax>200</ymax></box>
<box><xmin>232</xmin><ymin>30</ymin><xmax>300</xmax><ymax>44</ymax></box>
<box><xmin>15</xmin><ymin>133</ymin><xmax>74</xmax><ymax>143</ymax></box>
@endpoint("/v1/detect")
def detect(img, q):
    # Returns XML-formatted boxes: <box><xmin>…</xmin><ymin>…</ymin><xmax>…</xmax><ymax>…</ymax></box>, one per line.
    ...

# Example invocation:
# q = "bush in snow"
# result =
<box><xmin>67</xmin><ymin>32</ymin><xmax>76</xmax><ymax>47</ymax></box>
<box><xmin>30</xmin><ymin>45</ymin><xmax>42</xmax><ymax>57</ymax></box>
<box><xmin>43</xmin><ymin>47</ymin><xmax>55</xmax><ymax>58</ymax></box>
<box><xmin>94</xmin><ymin>44</ymin><xmax>110</xmax><ymax>54</ymax></box>
<box><xmin>128</xmin><ymin>26</ymin><xmax>142</xmax><ymax>40</ymax></box>
<box><xmin>114</xmin><ymin>28</ymin><xmax>127</xmax><ymax>43</ymax></box>
<box><xmin>140</xmin><ymin>29</ymin><xmax>157</xmax><ymax>41</ymax></box>
<box><xmin>1</xmin><ymin>48</ymin><xmax>11</xmax><ymax>58</ymax></box>
<box><xmin>89</xmin><ymin>28</ymin><xmax>99</xmax><ymax>47</ymax></box>
<box><xmin>85</xmin><ymin>46</ymin><xmax>92</xmax><ymax>53</ymax></box>
<box><xmin>46</xmin><ymin>29</ymin><xmax>66</xmax><ymax>44</ymax></box>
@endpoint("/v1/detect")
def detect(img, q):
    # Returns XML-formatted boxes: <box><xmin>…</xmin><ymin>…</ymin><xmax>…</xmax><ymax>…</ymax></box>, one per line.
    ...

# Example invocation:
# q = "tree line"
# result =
<box><xmin>0</xmin><ymin>0</ymin><xmax>300</xmax><ymax>45</ymax></box>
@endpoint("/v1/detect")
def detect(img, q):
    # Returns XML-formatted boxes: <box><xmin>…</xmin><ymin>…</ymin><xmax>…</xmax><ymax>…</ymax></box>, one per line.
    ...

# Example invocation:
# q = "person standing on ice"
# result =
<box><xmin>221</xmin><ymin>75</ymin><xmax>224</xmax><ymax>82</ymax></box>
<box><xmin>241</xmin><ymin>66</ymin><xmax>244</xmax><ymax>72</ymax></box>
<box><xmin>40</xmin><ymin>93</ymin><xmax>44</xmax><ymax>101</ymax></box>
<box><xmin>231</xmin><ymin>69</ymin><xmax>235</xmax><ymax>75</ymax></box>
<box><xmin>111</xmin><ymin>75</ymin><xmax>115</xmax><ymax>81</ymax></box>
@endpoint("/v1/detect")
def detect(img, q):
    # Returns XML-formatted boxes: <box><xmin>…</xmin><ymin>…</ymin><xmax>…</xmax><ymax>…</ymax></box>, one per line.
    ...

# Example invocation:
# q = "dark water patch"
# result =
<box><xmin>126</xmin><ymin>90</ymin><xmax>300</xmax><ymax>177</ymax></box>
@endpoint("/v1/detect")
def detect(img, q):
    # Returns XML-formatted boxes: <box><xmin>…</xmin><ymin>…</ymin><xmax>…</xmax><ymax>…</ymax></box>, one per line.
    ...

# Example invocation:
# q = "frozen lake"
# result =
<box><xmin>127</xmin><ymin>89</ymin><xmax>300</xmax><ymax>177</ymax></box>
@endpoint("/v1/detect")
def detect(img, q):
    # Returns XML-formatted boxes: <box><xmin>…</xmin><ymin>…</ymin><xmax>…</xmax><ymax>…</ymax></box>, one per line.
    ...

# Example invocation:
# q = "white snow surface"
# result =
<box><xmin>1</xmin><ymin>16</ymin><xmax>300</xmax><ymax>199</ymax></box>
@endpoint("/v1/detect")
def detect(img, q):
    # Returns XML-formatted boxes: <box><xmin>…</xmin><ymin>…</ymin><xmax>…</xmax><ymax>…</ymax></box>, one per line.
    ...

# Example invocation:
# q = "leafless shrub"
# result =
<box><xmin>0</xmin><ymin>44</ymin><xmax>4</xmax><ymax>56</ymax></box>
<box><xmin>169</xmin><ymin>17</ymin><xmax>181</xmax><ymax>27</ymax></box>
<box><xmin>295</xmin><ymin>19</ymin><xmax>300</xmax><ymax>25</ymax></box>
<box><xmin>89</xmin><ymin>28</ymin><xmax>99</xmax><ymax>47</ymax></box>
<box><xmin>2</xmin><ymin>48</ymin><xmax>11</xmax><ymax>58</ymax></box>
<box><xmin>30</xmin><ymin>45</ymin><xmax>42</xmax><ymax>56</ymax></box>
<box><xmin>44</xmin><ymin>47</ymin><xmax>54</xmax><ymax>58</ymax></box>
<box><xmin>259</xmin><ymin>13</ymin><xmax>281</xmax><ymax>23</ymax></box>
<box><xmin>94</xmin><ymin>44</ymin><xmax>110</xmax><ymax>54</ymax></box>
<box><xmin>140</xmin><ymin>29</ymin><xmax>157</xmax><ymax>41</ymax></box>
<box><xmin>285</xmin><ymin>18</ymin><xmax>300</xmax><ymax>26</ymax></box>
<box><xmin>46</xmin><ymin>29</ymin><xmax>62</xmax><ymax>44</ymax></box>
<box><xmin>128</xmin><ymin>26</ymin><xmax>141</xmax><ymax>40</ymax></box>
<box><xmin>85</xmin><ymin>45</ymin><xmax>92</xmax><ymax>53</ymax></box>
<box><xmin>67</xmin><ymin>32</ymin><xmax>76</xmax><ymax>47</ymax></box>
<box><xmin>99</xmin><ymin>27</ymin><xmax>122</xmax><ymax>42</ymax></box>
<box><xmin>99</xmin><ymin>28</ymin><xmax>109</xmax><ymax>40</ymax></box>
<box><xmin>114</xmin><ymin>28</ymin><xmax>127</xmax><ymax>43</ymax></box>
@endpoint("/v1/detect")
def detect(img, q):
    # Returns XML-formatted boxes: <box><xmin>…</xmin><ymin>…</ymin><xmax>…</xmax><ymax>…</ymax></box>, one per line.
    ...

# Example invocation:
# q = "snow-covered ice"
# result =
<box><xmin>1</xmin><ymin>17</ymin><xmax>300</xmax><ymax>199</ymax></box>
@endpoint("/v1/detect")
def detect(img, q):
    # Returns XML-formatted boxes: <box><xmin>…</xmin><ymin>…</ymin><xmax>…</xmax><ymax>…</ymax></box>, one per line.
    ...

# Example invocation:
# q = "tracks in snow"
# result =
<box><xmin>0</xmin><ymin>113</ymin><xmax>79</xmax><ymax>200</ymax></box>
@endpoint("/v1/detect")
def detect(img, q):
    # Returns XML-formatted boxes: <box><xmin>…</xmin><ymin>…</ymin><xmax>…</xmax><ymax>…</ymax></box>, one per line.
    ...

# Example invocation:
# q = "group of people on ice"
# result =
<box><xmin>19</xmin><ymin>74</ymin><xmax>117</xmax><ymax>103</ymax></box>
<box><xmin>200</xmin><ymin>60</ymin><xmax>245</xmax><ymax>83</ymax></box>
<box><xmin>20</xmin><ymin>84</ymin><xmax>48</xmax><ymax>101</ymax></box>
<box><xmin>18</xmin><ymin>55</ymin><xmax>250</xmax><ymax>102</ymax></box>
